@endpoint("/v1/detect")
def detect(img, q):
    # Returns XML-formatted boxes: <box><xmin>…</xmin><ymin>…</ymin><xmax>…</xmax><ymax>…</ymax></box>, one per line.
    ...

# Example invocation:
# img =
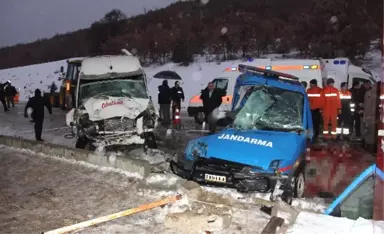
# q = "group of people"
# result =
<box><xmin>157</xmin><ymin>80</ymin><xmax>185</xmax><ymax>125</ymax></box>
<box><xmin>158</xmin><ymin>80</ymin><xmax>224</xmax><ymax>133</ymax></box>
<box><xmin>307</xmin><ymin>78</ymin><xmax>378</xmax><ymax>149</ymax></box>
<box><xmin>0</xmin><ymin>80</ymin><xmax>17</xmax><ymax>112</ymax></box>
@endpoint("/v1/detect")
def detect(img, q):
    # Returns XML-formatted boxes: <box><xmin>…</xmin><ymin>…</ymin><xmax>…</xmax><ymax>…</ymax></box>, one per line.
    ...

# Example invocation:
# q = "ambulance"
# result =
<box><xmin>187</xmin><ymin>57</ymin><xmax>375</xmax><ymax>124</ymax></box>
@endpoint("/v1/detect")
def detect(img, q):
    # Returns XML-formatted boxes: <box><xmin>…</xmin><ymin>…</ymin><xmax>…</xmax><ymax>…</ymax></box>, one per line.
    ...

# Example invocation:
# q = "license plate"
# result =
<box><xmin>204</xmin><ymin>174</ymin><xmax>226</xmax><ymax>183</ymax></box>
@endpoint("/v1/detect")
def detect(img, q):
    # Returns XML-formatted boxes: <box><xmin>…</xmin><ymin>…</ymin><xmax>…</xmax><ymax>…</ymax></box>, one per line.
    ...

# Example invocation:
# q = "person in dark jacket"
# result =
<box><xmin>170</xmin><ymin>81</ymin><xmax>185</xmax><ymax>119</ymax></box>
<box><xmin>0</xmin><ymin>81</ymin><xmax>9</xmax><ymax>112</ymax></box>
<box><xmin>349</xmin><ymin>81</ymin><xmax>362</xmax><ymax>139</ymax></box>
<box><xmin>158</xmin><ymin>80</ymin><xmax>172</xmax><ymax>125</ymax></box>
<box><xmin>200</xmin><ymin>82</ymin><xmax>225</xmax><ymax>133</ymax></box>
<box><xmin>24</xmin><ymin>89</ymin><xmax>52</xmax><ymax>141</ymax></box>
<box><xmin>5</xmin><ymin>82</ymin><xmax>17</xmax><ymax>108</ymax></box>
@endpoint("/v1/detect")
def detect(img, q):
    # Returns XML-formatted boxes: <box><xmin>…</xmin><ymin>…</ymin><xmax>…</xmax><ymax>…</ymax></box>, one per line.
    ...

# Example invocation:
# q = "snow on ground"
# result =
<box><xmin>202</xmin><ymin>187</ymin><xmax>328</xmax><ymax>214</ymax></box>
<box><xmin>0</xmin><ymin>145</ymin><xmax>275</xmax><ymax>234</ymax></box>
<box><xmin>0</xmin><ymin>60</ymin><xmax>67</xmax><ymax>100</ymax></box>
<box><xmin>287</xmin><ymin>211</ymin><xmax>384</xmax><ymax>234</ymax></box>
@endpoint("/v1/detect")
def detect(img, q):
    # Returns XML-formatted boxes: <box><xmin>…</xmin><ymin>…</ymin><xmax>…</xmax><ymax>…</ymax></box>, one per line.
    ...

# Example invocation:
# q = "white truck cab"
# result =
<box><xmin>66</xmin><ymin>54</ymin><xmax>158</xmax><ymax>150</ymax></box>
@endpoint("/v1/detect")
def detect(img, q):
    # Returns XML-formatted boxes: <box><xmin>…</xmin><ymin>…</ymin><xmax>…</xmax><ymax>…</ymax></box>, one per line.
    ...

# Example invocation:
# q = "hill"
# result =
<box><xmin>0</xmin><ymin>0</ymin><xmax>382</xmax><ymax>69</ymax></box>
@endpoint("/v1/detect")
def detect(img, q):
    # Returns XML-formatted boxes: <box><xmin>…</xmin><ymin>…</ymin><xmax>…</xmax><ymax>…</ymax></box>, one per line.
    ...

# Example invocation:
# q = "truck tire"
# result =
<box><xmin>194</xmin><ymin>112</ymin><xmax>205</xmax><ymax>124</ymax></box>
<box><xmin>294</xmin><ymin>172</ymin><xmax>305</xmax><ymax>198</ymax></box>
<box><xmin>75</xmin><ymin>137</ymin><xmax>96</xmax><ymax>151</ymax></box>
<box><xmin>144</xmin><ymin>132</ymin><xmax>157</xmax><ymax>149</ymax></box>
<box><xmin>75</xmin><ymin>137</ymin><xmax>87</xmax><ymax>149</ymax></box>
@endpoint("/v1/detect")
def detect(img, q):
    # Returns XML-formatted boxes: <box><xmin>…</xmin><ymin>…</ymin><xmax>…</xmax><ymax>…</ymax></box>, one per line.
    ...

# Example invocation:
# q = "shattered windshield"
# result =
<box><xmin>232</xmin><ymin>85</ymin><xmax>304</xmax><ymax>131</ymax></box>
<box><xmin>79</xmin><ymin>76</ymin><xmax>148</xmax><ymax>103</ymax></box>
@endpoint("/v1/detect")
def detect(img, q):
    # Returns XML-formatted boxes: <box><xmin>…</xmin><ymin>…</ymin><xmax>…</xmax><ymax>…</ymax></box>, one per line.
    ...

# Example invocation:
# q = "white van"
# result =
<box><xmin>267</xmin><ymin>58</ymin><xmax>375</xmax><ymax>89</ymax></box>
<box><xmin>66</xmin><ymin>54</ymin><xmax>158</xmax><ymax>150</ymax></box>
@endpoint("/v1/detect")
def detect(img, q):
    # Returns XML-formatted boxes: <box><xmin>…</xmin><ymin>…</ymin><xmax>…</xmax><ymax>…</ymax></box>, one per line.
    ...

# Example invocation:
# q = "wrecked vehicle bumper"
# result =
<box><xmin>170</xmin><ymin>157</ymin><xmax>290</xmax><ymax>193</ymax></box>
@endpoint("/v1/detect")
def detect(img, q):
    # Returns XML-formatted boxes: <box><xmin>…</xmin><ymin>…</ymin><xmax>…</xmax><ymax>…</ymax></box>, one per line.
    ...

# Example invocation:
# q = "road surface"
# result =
<box><xmin>0</xmin><ymin>104</ymin><xmax>200</xmax><ymax>149</ymax></box>
<box><xmin>0</xmin><ymin>146</ymin><xmax>276</xmax><ymax>234</ymax></box>
<box><xmin>0</xmin><ymin>145</ymin><xmax>182</xmax><ymax>234</ymax></box>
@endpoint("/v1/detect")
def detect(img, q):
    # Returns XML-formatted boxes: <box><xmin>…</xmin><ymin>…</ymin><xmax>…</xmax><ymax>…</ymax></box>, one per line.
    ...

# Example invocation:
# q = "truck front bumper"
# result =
<box><xmin>170</xmin><ymin>157</ymin><xmax>290</xmax><ymax>193</ymax></box>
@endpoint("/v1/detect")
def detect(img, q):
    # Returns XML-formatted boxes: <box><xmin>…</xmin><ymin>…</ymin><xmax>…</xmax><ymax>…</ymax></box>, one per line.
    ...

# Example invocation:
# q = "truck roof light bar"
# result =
<box><xmin>238</xmin><ymin>64</ymin><xmax>300</xmax><ymax>82</ymax></box>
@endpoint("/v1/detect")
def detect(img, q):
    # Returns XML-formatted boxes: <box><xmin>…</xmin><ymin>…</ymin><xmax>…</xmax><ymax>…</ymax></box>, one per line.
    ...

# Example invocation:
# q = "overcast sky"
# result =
<box><xmin>0</xmin><ymin>0</ymin><xmax>177</xmax><ymax>48</ymax></box>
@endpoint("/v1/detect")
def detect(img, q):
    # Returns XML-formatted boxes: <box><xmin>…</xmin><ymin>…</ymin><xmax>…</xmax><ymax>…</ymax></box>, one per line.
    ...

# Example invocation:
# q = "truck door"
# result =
<box><xmin>212</xmin><ymin>78</ymin><xmax>231</xmax><ymax>114</ymax></box>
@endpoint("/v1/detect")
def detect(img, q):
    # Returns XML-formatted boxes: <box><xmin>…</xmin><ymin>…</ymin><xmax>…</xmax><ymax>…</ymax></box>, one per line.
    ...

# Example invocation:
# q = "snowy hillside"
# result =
<box><xmin>0</xmin><ymin>49</ymin><xmax>381</xmax><ymax>103</ymax></box>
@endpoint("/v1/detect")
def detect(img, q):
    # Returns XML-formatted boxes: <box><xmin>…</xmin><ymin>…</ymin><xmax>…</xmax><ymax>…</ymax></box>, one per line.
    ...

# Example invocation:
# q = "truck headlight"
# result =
<box><xmin>269</xmin><ymin>160</ymin><xmax>282</xmax><ymax>170</ymax></box>
<box><xmin>185</xmin><ymin>140</ymin><xmax>207</xmax><ymax>160</ymax></box>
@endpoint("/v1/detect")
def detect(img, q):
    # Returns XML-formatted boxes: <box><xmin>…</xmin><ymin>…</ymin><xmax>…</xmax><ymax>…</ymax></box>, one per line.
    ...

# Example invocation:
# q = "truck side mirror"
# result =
<box><xmin>60</xmin><ymin>66</ymin><xmax>64</xmax><ymax>73</ymax></box>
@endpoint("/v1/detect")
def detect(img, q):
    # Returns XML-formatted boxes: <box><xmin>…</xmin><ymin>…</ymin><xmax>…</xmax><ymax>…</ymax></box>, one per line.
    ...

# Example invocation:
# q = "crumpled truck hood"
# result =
<box><xmin>83</xmin><ymin>97</ymin><xmax>150</xmax><ymax>121</ymax></box>
<box><xmin>199</xmin><ymin>128</ymin><xmax>305</xmax><ymax>170</ymax></box>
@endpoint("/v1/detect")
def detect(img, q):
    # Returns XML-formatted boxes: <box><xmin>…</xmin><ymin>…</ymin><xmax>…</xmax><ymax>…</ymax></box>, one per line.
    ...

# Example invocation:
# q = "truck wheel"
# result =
<box><xmin>294</xmin><ymin>172</ymin><xmax>305</xmax><ymax>198</ymax></box>
<box><xmin>75</xmin><ymin>137</ymin><xmax>96</xmax><ymax>151</ymax></box>
<box><xmin>194</xmin><ymin>112</ymin><xmax>205</xmax><ymax>124</ymax></box>
<box><xmin>75</xmin><ymin>137</ymin><xmax>87</xmax><ymax>149</ymax></box>
<box><xmin>144</xmin><ymin>132</ymin><xmax>157</xmax><ymax>149</ymax></box>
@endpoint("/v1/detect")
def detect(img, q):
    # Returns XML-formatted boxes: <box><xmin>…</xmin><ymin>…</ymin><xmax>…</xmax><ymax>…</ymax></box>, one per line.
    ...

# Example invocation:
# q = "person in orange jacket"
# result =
<box><xmin>321</xmin><ymin>78</ymin><xmax>342</xmax><ymax>140</ymax></box>
<box><xmin>337</xmin><ymin>82</ymin><xmax>353</xmax><ymax>139</ymax></box>
<box><xmin>307</xmin><ymin>79</ymin><xmax>323</xmax><ymax>141</ymax></box>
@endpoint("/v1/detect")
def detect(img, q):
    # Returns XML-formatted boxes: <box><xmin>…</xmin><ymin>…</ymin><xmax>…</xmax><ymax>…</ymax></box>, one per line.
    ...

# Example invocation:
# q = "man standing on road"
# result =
<box><xmin>349</xmin><ymin>81</ymin><xmax>362</xmax><ymax>140</ymax></box>
<box><xmin>321</xmin><ymin>78</ymin><xmax>341</xmax><ymax>141</ymax></box>
<box><xmin>170</xmin><ymin>81</ymin><xmax>185</xmax><ymax>119</ymax></box>
<box><xmin>0</xmin><ymin>81</ymin><xmax>9</xmax><ymax>112</ymax></box>
<box><xmin>337</xmin><ymin>82</ymin><xmax>353</xmax><ymax>140</ymax></box>
<box><xmin>306</xmin><ymin>79</ymin><xmax>323</xmax><ymax>142</ymax></box>
<box><xmin>5</xmin><ymin>82</ymin><xmax>17</xmax><ymax>109</ymax></box>
<box><xmin>158</xmin><ymin>80</ymin><xmax>172</xmax><ymax>126</ymax></box>
<box><xmin>24</xmin><ymin>89</ymin><xmax>52</xmax><ymax>141</ymax></box>
<box><xmin>200</xmin><ymin>82</ymin><xmax>224</xmax><ymax>134</ymax></box>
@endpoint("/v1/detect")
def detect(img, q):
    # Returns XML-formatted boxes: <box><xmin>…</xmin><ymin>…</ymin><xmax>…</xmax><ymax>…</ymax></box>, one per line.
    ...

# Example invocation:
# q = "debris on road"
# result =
<box><xmin>43</xmin><ymin>195</ymin><xmax>182</xmax><ymax>234</ymax></box>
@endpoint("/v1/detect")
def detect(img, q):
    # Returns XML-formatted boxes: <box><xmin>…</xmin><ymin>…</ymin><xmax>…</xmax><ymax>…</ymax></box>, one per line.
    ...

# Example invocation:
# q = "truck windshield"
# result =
<box><xmin>79</xmin><ymin>75</ymin><xmax>148</xmax><ymax>103</ymax></box>
<box><xmin>232</xmin><ymin>85</ymin><xmax>304</xmax><ymax>131</ymax></box>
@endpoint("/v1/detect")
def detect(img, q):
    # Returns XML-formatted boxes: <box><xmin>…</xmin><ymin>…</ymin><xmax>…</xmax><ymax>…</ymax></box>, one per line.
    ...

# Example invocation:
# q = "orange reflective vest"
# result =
<box><xmin>307</xmin><ymin>86</ymin><xmax>324</xmax><ymax>110</ymax></box>
<box><xmin>339</xmin><ymin>90</ymin><xmax>353</xmax><ymax>113</ymax></box>
<box><xmin>321</xmin><ymin>86</ymin><xmax>341</xmax><ymax>114</ymax></box>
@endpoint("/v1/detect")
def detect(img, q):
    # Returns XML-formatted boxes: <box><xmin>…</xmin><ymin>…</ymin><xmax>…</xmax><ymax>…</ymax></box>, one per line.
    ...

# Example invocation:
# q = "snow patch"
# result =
<box><xmin>145</xmin><ymin>173</ymin><xmax>182</xmax><ymax>187</ymax></box>
<box><xmin>287</xmin><ymin>211</ymin><xmax>384</xmax><ymax>234</ymax></box>
<box><xmin>292</xmin><ymin>198</ymin><xmax>328</xmax><ymax>213</ymax></box>
<box><xmin>5</xmin><ymin>146</ymin><xmax>143</xmax><ymax>179</ymax></box>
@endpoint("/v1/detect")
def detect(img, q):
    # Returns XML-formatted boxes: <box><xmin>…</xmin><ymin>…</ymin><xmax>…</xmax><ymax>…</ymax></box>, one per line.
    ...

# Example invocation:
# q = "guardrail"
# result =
<box><xmin>0</xmin><ymin>135</ymin><xmax>150</xmax><ymax>178</ymax></box>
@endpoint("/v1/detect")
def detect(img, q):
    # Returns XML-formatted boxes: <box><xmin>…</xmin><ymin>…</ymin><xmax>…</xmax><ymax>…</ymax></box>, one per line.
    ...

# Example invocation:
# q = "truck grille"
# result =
<box><xmin>195</xmin><ymin>157</ymin><xmax>258</xmax><ymax>174</ymax></box>
<box><xmin>99</xmin><ymin>117</ymin><xmax>135</xmax><ymax>132</ymax></box>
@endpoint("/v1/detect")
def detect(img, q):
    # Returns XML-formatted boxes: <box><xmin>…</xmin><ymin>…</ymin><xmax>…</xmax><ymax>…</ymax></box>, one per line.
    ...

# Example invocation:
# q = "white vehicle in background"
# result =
<box><xmin>187</xmin><ymin>59</ymin><xmax>271</xmax><ymax>124</ymax></box>
<box><xmin>266</xmin><ymin>57</ymin><xmax>375</xmax><ymax>89</ymax></box>
<box><xmin>65</xmin><ymin>53</ymin><xmax>158</xmax><ymax>151</ymax></box>
<box><xmin>188</xmin><ymin>57</ymin><xmax>375</xmax><ymax>124</ymax></box>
